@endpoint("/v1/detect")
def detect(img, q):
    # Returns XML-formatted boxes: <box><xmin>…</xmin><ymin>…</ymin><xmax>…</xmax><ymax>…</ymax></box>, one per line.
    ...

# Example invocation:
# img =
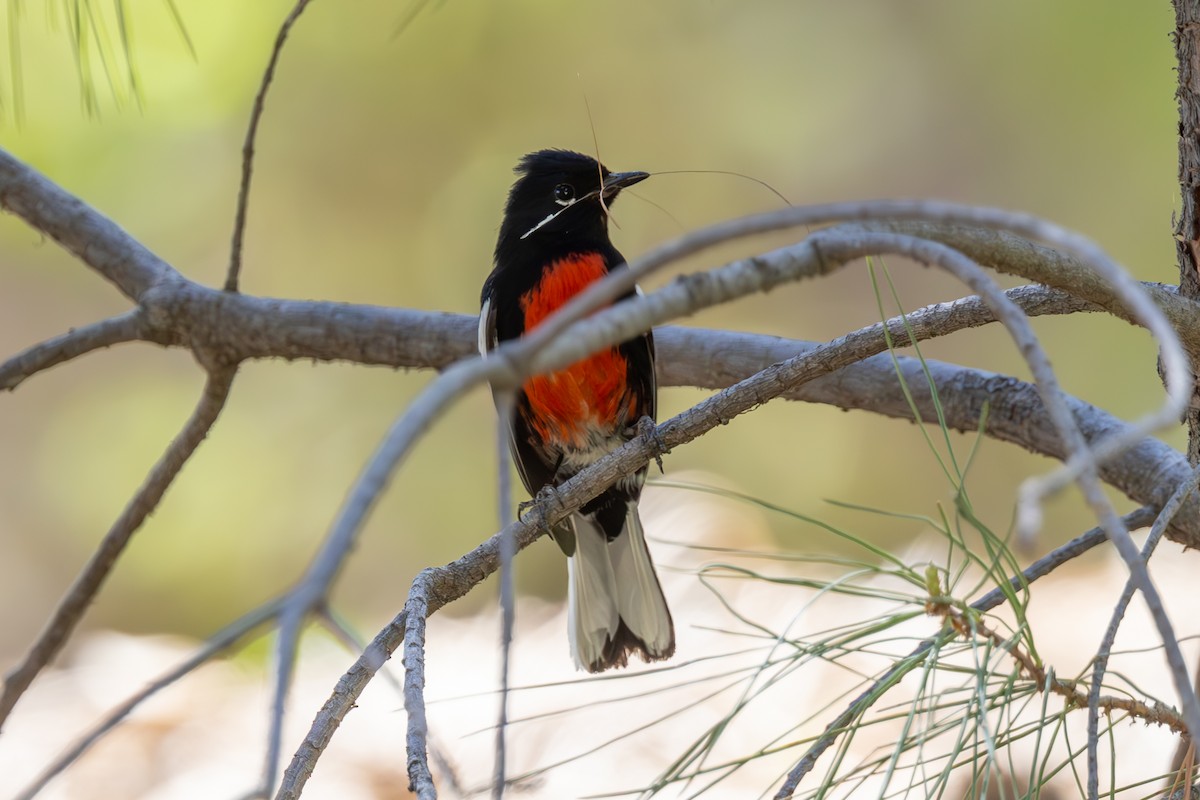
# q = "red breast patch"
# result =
<box><xmin>519</xmin><ymin>253</ymin><xmax>635</xmax><ymax>447</ymax></box>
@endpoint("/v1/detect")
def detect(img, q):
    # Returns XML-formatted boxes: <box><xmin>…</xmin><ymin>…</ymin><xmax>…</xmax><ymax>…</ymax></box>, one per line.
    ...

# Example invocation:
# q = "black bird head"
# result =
<box><xmin>495</xmin><ymin>149</ymin><xmax>648</xmax><ymax>258</ymax></box>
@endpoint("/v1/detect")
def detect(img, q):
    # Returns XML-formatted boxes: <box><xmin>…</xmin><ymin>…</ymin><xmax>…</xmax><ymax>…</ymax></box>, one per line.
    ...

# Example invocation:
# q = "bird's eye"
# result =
<box><xmin>553</xmin><ymin>183</ymin><xmax>575</xmax><ymax>205</ymax></box>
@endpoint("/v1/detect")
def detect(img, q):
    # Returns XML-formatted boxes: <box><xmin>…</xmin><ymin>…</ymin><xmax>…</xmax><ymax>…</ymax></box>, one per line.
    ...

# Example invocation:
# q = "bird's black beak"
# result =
<box><xmin>602</xmin><ymin>170</ymin><xmax>650</xmax><ymax>197</ymax></box>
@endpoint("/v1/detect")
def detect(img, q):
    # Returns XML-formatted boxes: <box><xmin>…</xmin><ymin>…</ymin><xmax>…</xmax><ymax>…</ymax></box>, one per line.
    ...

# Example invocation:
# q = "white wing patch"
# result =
<box><xmin>478</xmin><ymin>297</ymin><xmax>494</xmax><ymax>356</ymax></box>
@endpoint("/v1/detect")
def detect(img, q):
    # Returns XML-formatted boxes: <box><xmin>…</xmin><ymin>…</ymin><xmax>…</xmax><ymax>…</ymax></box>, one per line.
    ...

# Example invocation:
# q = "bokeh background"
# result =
<box><xmin>0</xmin><ymin>1</ymin><xmax>1189</xmax><ymax>794</ymax></box>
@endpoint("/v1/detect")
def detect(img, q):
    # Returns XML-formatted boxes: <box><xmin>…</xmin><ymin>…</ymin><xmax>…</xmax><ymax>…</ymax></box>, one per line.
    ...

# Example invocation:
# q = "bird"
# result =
<box><xmin>479</xmin><ymin>149</ymin><xmax>675</xmax><ymax>673</ymax></box>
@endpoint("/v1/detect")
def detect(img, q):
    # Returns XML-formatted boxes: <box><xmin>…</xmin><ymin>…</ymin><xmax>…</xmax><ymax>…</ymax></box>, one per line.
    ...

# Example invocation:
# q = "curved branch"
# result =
<box><xmin>0</xmin><ymin>147</ymin><xmax>181</xmax><ymax>300</ymax></box>
<box><xmin>865</xmin><ymin>221</ymin><xmax>1200</xmax><ymax>353</ymax></box>
<box><xmin>0</xmin><ymin>366</ymin><xmax>237</xmax><ymax>730</ymax></box>
<box><xmin>0</xmin><ymin>309</ymin><xmax>156</xmax><ymax>390</ymax></box>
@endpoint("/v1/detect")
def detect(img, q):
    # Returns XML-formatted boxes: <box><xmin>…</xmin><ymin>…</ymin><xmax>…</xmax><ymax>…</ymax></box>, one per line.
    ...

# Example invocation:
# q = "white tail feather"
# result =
<box><xmin>567</xmin><ymin>514</ymin><xmax>619</xmax><ymax>671</ymax></box>
<box><xmin>608</xmin><ymin>506</ymin><xmax>673</xmax><ymax>656</ymax></box>
<box><xmin>567</xmin><ymin>505</ymin><xmax>675</xmax><ymax>672</ymax></box>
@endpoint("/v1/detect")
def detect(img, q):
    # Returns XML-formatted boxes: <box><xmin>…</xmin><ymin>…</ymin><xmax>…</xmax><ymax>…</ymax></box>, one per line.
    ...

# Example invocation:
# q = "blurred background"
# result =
<box><xmin>0</xmin><ymin>0</ymin><xmax>1190</xmax><ymax>795</ymax></box>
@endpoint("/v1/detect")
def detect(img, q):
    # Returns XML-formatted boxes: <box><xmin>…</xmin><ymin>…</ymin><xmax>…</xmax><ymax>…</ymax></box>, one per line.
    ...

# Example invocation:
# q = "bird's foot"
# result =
<box><xmin>635</xmin><ymin>415</ymin><xmax>667</xmax><ymax>473</ymax></box>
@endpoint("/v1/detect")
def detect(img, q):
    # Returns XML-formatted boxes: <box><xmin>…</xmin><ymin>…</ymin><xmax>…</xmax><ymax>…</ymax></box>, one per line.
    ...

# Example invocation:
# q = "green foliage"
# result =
<box><xmin>1</xmin><ymin>0</ymin><xmax>192</xmax><ymax>119</ymax></box>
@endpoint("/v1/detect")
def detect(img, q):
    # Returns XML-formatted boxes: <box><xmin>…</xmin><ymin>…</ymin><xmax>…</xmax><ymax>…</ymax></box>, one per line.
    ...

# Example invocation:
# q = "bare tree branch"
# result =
<box><xmin>867</xmin><ymin>221</ymin><xmax>1200</xmax><ymax>355</ymax></box>
<box><xmin>226</xmin><ymin>0</ymin><xmax>317</xmax><ymax>293</ymax></box>
<box><xmin>0</xmin><ymin>366</ymin><xmax>236</xmax><ymax>730</ymax></box>
<box><xmin>492</xmin><ymin>390</ymin><xmax>517</xmax><ymax>800</ymax></box>
<box><xmin>930</xmin><ymin>596</ymin><xmax>1189</xmax><ymax>734</ymax></box>
<box><xmin>2</xmin><ymin>137</ymin><xmax>1196</xmax><ymax>383</ymax></box>
<box><xmin>0</xmin><ymin>309</ymin><xmax>155</xmax><ymax>390</ymax></box>
<box><xmin>0</xmin><ymin>147</ymin><xmax>180</xmax><ymax>300</ymax></box>
<box><xmin>712</xmin><ymin>333</ymin><xmax>1200</xmax><ymax>544</ymax></box>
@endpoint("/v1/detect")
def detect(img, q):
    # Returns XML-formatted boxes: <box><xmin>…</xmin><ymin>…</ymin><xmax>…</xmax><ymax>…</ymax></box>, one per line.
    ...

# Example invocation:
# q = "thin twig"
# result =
<box><xmin>221</xmin><ymin>8</ymin><xmax>334</xmax><ymax>784</ymax></box>
<box><xmin>930</xmin><ymin>599</ymin><xmax>1189</xmax><ymax>734</ymax></box>
<box><xmin>12</xmin><ymin>597</ymin><xmax>284</xmax><ymax>800</ymax></box>
<box><xmin>275</xmin><ymin>608</ymin><xmax>408</xmax><ymax>799</ymax></box>
<box><xmin>225</xmin><ymin>0</ymin><xmax>316</xmax><ymax>293</ymax></box>
<box><xmin>772</xmin><ymin>505</ymin><xmax>1161</xmax><ymax>799</ymax></box>
<box><xmin>258</xmin><ymin>604</ymin><xmax>306</xmax><ymax>796</ymax></box>
<box><xmin>0</xmin><ymin>366</ymin><xmax>236</xmax><ymax>730</ymax></box>
<box><xmin>0</xmin><ymin>309</ymin><xmax>153</xmax><ymax>390</ymax></box>
<box><xmin>1086</xmin><ymin>464</ymin><xmax>1200</xmax><ymax>799</ymax></box>
<box><xmin>313</xmin><ymin>601</ymin><xmax>465</xmax><ymax>793</ymax></box>
<box><xmin>493</xmin><ymin>390</ymin><xmax>516</xmax><ymax>800</ymax></box>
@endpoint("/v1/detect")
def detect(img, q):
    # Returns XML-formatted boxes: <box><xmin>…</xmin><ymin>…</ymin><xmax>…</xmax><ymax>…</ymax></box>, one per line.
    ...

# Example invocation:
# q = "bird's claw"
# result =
<box><xmin>636</xmin><ymin>415</ymin><xmax>666</xmax><ymax>473</ymax></box>
<box><xmin>519</xmin><ymin>484</ymin><xmax>562</xmax><ymax>530</ymax></box>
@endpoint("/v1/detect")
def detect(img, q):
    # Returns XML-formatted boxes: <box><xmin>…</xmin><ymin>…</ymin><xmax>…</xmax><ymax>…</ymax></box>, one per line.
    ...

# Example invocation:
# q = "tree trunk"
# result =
<box><xmin>1173</xmin><ymin>0</ymin><xmax>1200</xmax><ymax>465</ymax></box>
<box><xmin>1170</xmin><ymin>3</ymin><xmax>1200</xmax><ymax>787</ymax></box>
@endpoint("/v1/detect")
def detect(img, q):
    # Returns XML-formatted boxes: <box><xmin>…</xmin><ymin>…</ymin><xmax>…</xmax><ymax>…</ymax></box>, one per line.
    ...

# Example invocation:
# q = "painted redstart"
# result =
<box><xmin>479</xmin><ymin>149</ymin><xmax>675</xmax><ymax>672</ymax></box>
